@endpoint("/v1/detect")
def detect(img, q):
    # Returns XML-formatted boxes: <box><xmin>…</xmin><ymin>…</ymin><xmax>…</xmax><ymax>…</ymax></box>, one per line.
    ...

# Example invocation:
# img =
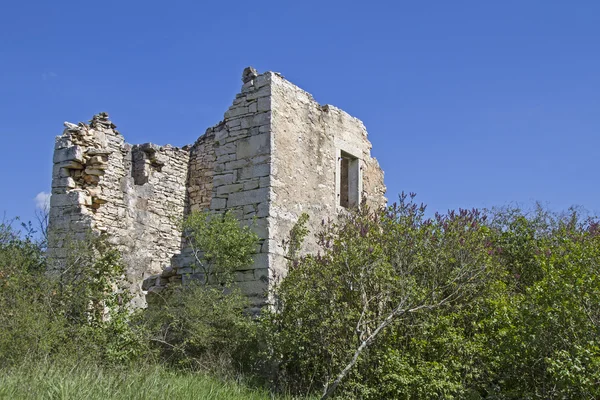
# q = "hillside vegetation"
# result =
<box><xmin>1</xmin><ymin>195</ymin><xmax>599</xmax><ymax>399</ymax></box>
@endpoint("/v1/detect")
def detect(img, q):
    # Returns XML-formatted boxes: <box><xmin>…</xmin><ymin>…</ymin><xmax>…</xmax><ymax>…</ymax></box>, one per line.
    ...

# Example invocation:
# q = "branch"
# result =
<box><xmin>321</xmin><ymin>281</ymin><xmax>465</xmax><ymax>399</ymax></box>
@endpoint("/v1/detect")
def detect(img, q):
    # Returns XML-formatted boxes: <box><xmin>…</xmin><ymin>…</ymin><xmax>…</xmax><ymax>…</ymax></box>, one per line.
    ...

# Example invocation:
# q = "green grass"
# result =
<box><xmin>0</xmin><ymin>361</ymin><xmax>280</xmax><ymax>400</ymax></box>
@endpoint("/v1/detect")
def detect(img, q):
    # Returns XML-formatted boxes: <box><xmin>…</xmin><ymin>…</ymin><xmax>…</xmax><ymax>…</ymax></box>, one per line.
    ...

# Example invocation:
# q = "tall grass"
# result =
<box><xmin>0</xmin><ymin>361</ymin><xmax>277</xmax><ymax>400</ymax></box>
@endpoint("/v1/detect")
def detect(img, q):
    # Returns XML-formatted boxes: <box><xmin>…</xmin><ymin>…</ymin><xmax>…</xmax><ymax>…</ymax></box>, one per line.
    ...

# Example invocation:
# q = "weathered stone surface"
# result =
<box><xmin>236</xmin><ymin>133</ymin><xmax>269</xmax><ymax>159</ymax></box>
<box><xmin>227</xmin><ymin>187</ymin><xmax>269</xmax><ymax>207</ymax></box>
<box><xmin>53</xmin><ymin>146</ymin><xmax>84</xmax><ymax>164</ymax></box>
<box><xmin>48</xmin><ymin>67</ymin><xmax>386</xmax><ymax>311</ymax></box>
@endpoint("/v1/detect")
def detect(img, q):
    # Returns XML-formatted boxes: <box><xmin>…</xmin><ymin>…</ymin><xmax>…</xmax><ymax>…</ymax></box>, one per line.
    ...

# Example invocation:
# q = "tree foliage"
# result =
<box><xmin>0</xmin><ymin>222</ymin><xmax>148</xmax><ymax>367</ymax></box>
<box><xmin>145</xmin><ymin>210</ymin><xmax>260</xmax><ymax>372</ymax></box>
<box><xmin>264</xmin><ymin>196</ymin><xmax>600</xmax><ymax>399</ymax></box>
<box><xmin>182</xmin><ymin>210</ymin><xmax>259</xmax><ymax>285</ymax></box>
<box><xmin>2</xmin><ymin>201</ymin><xmax>600</xmax><ymax>399</ymax></box>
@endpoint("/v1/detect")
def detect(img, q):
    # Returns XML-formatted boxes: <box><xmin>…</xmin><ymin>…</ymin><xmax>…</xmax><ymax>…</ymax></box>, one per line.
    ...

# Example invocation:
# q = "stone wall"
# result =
<box><xmin>48</xmin><ymin>113</ymin><xmax>190</xmax><ymax>307</ymax></box>
<box><xmin>147</xmin><ymin>68</ymin><xmax>274</xmax><ymax>312</ymax></box>
<box><xmin>49</xmin><ymin>68</ymin><xmax>386</xmax><ymax>310</ymax></box>
<box><xmin>268</xmin><ymin>73</ymin><xmax>386</xmax><ymax>280</ymax></box>
<box><xmin>186</xmin><ymin>131</ymin><xmax>216</xmax><ymax>213</ymax></box>
<box><xmin>48</xmin><ymin>115</ymin><xmax>112</xmax><ymax>265</ymax></box>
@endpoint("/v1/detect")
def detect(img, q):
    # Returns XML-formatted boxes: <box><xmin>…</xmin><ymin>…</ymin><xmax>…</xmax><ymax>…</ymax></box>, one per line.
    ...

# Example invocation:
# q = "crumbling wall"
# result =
<box><xmin>50</xmin><ymin>68</ymin><xmax>387</xmax><ymax>310</ymax></box>
<box><xmin>48</xmin><ymin>114</ymin><xmax>113</xmax><ymax>265</ymax></box>
<box><xmin>48</xmin><ymin>113</ymin><xmax>190</xmax><ymax>307</ymax></box>
<box><xmin>145</xmin><ymin>68</ymin><xmax>273</xmax><ymax>312</ymax></box>
<box><xmin>268</xmin><ymin>73</ymin><xmax>386</xmax><ymax>279</ymax></box>
<box><xmin>186</xmin><ymin>132</ymin><xmax>216</xmax><ymax>213</ymax></box>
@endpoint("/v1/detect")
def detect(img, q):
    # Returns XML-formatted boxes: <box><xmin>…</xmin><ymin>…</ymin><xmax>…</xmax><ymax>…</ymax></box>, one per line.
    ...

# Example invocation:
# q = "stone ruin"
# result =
<box><xmin>47</xmin><ymin>67</ymin><xmax>386</xmax><ymax>310</ymax></box>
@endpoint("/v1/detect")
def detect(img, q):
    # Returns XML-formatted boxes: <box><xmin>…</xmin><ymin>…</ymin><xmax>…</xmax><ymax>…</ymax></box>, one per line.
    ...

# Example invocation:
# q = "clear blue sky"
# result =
<box><xmin>1</xmin><ymin>0</ymin><xmax>599</xmax><ymax>226</ymax></box>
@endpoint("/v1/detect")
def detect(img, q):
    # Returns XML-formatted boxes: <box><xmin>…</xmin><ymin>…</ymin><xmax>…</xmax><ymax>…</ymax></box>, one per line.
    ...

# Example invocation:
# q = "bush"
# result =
<box><xmin>262</xmin><ymin>198</ymin><xmax>600</xmax><ymax>399</ymax></box>
<box><xmin>0</xmin><ymin>223</ymin><xmax>149</xmax><ymax>367</ymax></box>
<box><xmin>145</xmin><ymin>284</ymin><xmax>258</xmax><ymax>373</ymax></box>
<box><xmin>145</xmin><ymin>210</ymin><xmax>260</xmax><ymax>374</ymax></box>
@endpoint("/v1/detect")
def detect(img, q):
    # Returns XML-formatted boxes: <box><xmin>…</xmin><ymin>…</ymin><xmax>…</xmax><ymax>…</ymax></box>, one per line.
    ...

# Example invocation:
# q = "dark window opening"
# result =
<box><xmin>339</xmin><ymin>151</ymin><xmax>359</xmax><ymax>209</ymax></box>
<box><xmin>340</xmin><ymin>156</ymin><xmax>350</xmax><ymax>208</ymax></box>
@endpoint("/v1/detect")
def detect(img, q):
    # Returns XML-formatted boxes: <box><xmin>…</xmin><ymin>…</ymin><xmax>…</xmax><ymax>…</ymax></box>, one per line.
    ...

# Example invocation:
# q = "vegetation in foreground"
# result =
<box><xmin>0</xmin><ymin>361</ymin><xmax>274</xmax><ymax>400</ymax></box>
<box><xmin>1</xmin><ymin>196</ymin><xmax>600</xmax><ymax>399</ymax></box>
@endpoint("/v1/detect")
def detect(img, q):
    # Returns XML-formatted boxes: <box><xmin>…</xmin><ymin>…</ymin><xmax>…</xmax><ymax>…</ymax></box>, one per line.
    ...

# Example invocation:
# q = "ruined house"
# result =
<box><xmin>47</xmin><ymin>67</ymin><xmax>386</xmax><ymax>310</ymax></box>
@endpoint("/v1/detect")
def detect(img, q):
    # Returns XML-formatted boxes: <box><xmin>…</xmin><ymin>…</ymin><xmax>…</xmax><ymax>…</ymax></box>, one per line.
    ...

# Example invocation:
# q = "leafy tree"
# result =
<box><xmin>475</xmin><ymin>207</ymin><xmax>600</xmax><ymax>398</ymax></box>
<box><xmin>266</xmin><ymin>194</ymin><xmax>495</xmax><ymax>398</ymax></box>
<box><xmin>182</xmin><ymin>210</ymin><xmax>259</xmax><ymax>285</ymax></box>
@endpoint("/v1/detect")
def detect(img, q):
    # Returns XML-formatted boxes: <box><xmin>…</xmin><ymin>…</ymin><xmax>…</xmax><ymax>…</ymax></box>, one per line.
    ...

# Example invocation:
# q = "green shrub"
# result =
<box><xmin>145</xmin><ymin>284</ymin><xmax>258</xmax><ymax>373</ymax></box>
<box><xmin>263</xmin><ymin>199</ymin><xmax>600</xmax><ymax>399</ymax></box>
<box><xmin>145</xmin><ymin>210</ymin><xmax>260</xmax><ymax>374</ymax></box>
<box><xmin>182</xmin><ymin>210</ymin><xmax>259</xmax><ymax>285</ymax></box>
<box><xmin>0</xmin><ymin>223</ymin><xmax>149</xmax><ymax>367</ymax></box>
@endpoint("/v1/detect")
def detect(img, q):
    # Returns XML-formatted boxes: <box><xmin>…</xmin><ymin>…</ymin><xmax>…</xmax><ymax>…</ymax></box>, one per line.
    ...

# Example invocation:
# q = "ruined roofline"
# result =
<box><xmin>61</xmin><ymin>67</ymin><xmax>370</xmax><ymax>151</ymax></box>
<box><xmin>255</xmin><ymin>68</ymin><xmax>370</xmax><ymax>136</ymax></box>
<box><xmin>61</xmin><ymin>112</ymin><xmax>192</xmax><ymax>155</ymax></box>
<box><xmin>49</xmin><ymin>65</ymin><xmax>387</xmax><ymax>310</ymax></box>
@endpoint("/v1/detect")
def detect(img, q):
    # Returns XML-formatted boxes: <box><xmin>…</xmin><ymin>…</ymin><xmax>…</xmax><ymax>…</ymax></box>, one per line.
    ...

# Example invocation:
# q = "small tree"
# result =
<box><xmin>146</xmin><ymin>210</ymin><xmax>260</xmax><ymax>371</ymax></box>
<box><xmin>182</xmin><ymin>211</ymin><xmax>258</xmax><ymax>285</ymax></box>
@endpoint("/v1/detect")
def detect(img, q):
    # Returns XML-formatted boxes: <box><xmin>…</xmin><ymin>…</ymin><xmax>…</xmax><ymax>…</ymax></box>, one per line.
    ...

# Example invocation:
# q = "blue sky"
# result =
<box><xmin>1</xmin><ymin>0</ymin><xmax>599</xmax><ymax>226</ymax></box>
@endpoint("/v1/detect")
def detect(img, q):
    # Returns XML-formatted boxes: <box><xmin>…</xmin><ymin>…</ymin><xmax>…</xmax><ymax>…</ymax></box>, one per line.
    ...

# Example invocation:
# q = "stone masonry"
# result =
<box><xmin>48</xmin><ymin>68</ymin><xmax>386</xmax><ymax>310</ymax></box>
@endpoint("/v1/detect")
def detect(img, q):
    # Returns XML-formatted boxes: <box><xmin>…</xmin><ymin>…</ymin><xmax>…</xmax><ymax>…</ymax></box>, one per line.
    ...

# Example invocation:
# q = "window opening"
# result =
<box><xmin>339</xmin><ymin>151</ymin><xmax>360</xmax><ymax>209</ymax></box>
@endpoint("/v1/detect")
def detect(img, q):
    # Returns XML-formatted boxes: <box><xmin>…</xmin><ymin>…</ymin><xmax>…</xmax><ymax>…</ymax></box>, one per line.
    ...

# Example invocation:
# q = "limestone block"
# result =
<box><xmin>251</xmin><ymin>112</ymin><xmax>270</xmax><ymax>128</ymax></box>
<box><xmin>237</xmin><ymin>280</ymin><xmax>268</xmax><ymax>297</ymax></box>
<box><xmin>254</xmin><ymin>268</ymin><xmax>269</xmax><ymax>282</ymax></box>
<box><xmin>239</xmin><ymin>163</ymin><xmax>270</xmax><ymax>180</ymax></box>
<box><xmin>84</xmin><ymin>168</ymin><xmax>105</xmax><ymax>176</ymax></box>
<box><xmin>227</xmin><ymin>187</ymin><xmax>269</xmax><ymax>207</ymax></box>
<box><xmin>254</xmin><ymin>74</ymin><xmax>269</xmax><ymax>88</ymax></box>
<box><xmin>257</xmin><ymin>201</ymin><xmax>269</xmax><ymax>217</ymax></box>
<box><xmin>49</xmin><ymin>193</ymin><xmax>72</xmax><ymax>208</ymax></box>
<box><xmin>214</xmin><ymin>163</ymin><xmax>225</xmax><ymax>173</ymax></box>
<box><xmin>218</xmin><ymin>153</ymin><xmax>237</xmax><ymax>162</ymax></box>
<box><xmin>86</xmin><ymin>148</ymin><xmax>112</xmax><ymax>156</ymax></box>
<box><xmin>214</xmin><ymin>128</ymin><xmax>228</xmax><ymax>142</ymax></box>
<box><xmin>56</xmin><ymin>160</ymin><xmax>84</xmax><ymax>170</ymax></box>
<box><xmin>248</xmin><ymin>217</ymin><xmax>268</xmax><ymax>239</ymax></box>
<box><xmin>257</xmin><ymin>97</ymin><xmax>270</xmax><ymax>112</ymax></box>
<box><xmin>216</xmin><ymin>183</ymin><xmax>244</xmax><ymax>196</ymax></box>
<box><xmin>243</xmin><ymin>180</ymin><xmax>259</xmax><ymax>190</ymax></box>
<box><xmin>226</xmin><ymin>119</ymin><xmax>241</xmax><ymax>129</ymax></box>
<box><xmin>236</xmin><ymin>133</ymin><xmax>269</xmax><ymax>159</ymax></box>
<box><xmin>214</xmin><ymin>142</ymin><xmax>236</xmax><ymax>156</ymax></box>
<box><xmin>225</xmin><ymin>159</ymin><xmax>250</xmax><ymax>170</ymax></box>
<box><xmin>68</xmin><ymin>190</ymin><xmax>92</xmax><ymax>206</ymax></box>
<box><xmin>224</xmin><ymin>106</ymin><xmax>248</xmax><ymax>119</ymax></box>
<box><xmin>53</xmin><ymin>146</ymin><xmax>84</xmax><ymax>164</ymax></box>
<box><xmin>52</xmin><ymin>177</ymin><xmax>76</xmax><ymax>189</ymax></box>
<box><xmin>210</xmin><ymin>197</ymin><xmax>227</xmax><ymax>210</ymax></box>
<box><xmin>234</xmin><ymin>270</ymin><xmax>255</xmax><ymax>282</ymax></box>
<box><xmin>52</xmin><ymin>164</ymin><xmax>72</xmax><ymax>179</ymax></box>
<box><xmin>246</xmin><ymin>85</ymin><xmax>270</xmax><ymax>100</ymax></box>
<box><xmin>240</xmin><ymin>117</ymin><xmax>252</xmax><ymax>130</ymax></box>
